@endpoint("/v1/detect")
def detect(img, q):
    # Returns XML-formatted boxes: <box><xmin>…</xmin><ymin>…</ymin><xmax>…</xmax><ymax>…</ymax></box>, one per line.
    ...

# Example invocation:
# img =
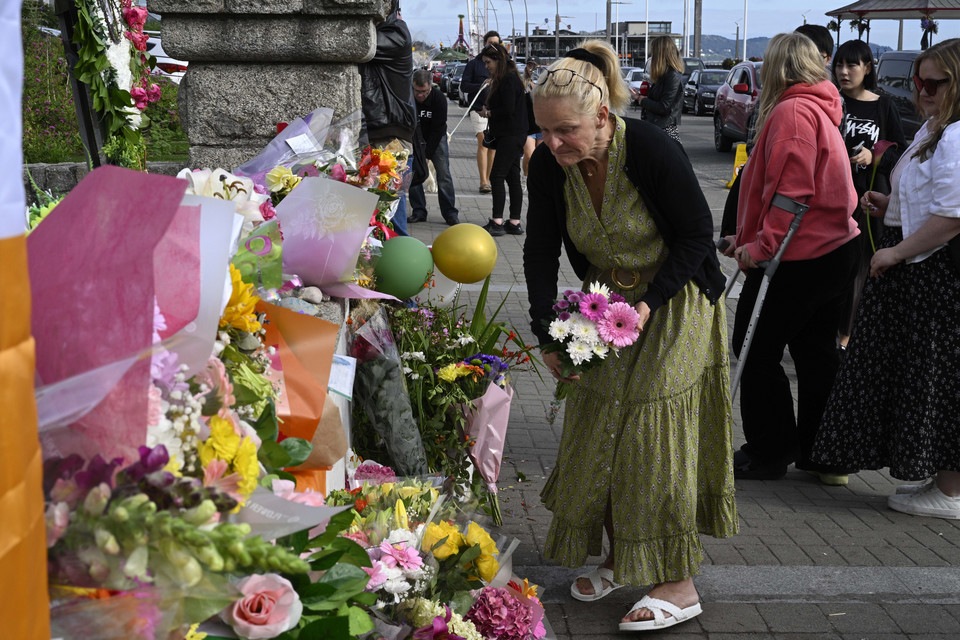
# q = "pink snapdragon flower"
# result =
<box><xmin>596</xmin><ymin>302</ymin><xmax>641</xmax><ymax>348</ymax></box>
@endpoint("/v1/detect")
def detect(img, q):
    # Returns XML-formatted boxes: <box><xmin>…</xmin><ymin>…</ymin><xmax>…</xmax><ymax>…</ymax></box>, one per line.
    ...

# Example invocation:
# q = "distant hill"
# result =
<box><xmin>693</xmin><ymin>35</ymin><xmax>892</xmax><ymax>65</ymax></box>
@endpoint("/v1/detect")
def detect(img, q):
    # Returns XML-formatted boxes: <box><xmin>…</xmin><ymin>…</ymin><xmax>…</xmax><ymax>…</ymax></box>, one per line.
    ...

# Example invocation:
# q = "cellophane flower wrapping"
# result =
<box><xmin>349</xmin><ymin>307</ymin><xmax>428</xmax><ymax>475</ymax></box>
<box><xmin>463</xmin><ymin>381</ymin><xmax>513</xmax><ymax>526</ymax></box>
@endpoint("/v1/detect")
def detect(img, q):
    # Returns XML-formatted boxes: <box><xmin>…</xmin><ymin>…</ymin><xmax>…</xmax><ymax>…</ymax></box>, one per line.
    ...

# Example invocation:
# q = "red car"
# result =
<box><xmin>713</xmin><ymin>61</ymin><xmax>763</xmax><ymax>151</ymax></box>
<box><xmin>432</xmin><ymin>64</ymin><xmax>445</xmax><ymax>84</ymax></box>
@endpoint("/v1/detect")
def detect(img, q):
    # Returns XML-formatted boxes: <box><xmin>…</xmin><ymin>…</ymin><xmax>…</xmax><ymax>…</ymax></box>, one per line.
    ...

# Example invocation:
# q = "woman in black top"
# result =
<box><xmin>832</xmin><ymin>39</ymin><xmax>907</xmax><ymax>347</ymax></box>
<box><xmin>479</xmin><ymin>43</ymin><xmax>528</xmax><ymax>236</ymax></box>
<box><xmin>639</xmin><ymin>36</ymin><xmax>685</xmax><ymax>143</ymax></box>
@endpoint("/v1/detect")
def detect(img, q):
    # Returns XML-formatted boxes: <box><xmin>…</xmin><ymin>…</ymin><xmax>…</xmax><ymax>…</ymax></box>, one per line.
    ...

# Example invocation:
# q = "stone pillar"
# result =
<box><xmin>147</xmin><ymin>0</ymin><xmax>393</xmax><ymax>170</ymax></box>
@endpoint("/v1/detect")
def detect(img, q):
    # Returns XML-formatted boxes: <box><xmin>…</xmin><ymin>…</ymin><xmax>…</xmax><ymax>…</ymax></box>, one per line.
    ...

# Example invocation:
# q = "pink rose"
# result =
<box><xmin>130</xmin><ymin>86</ymin><xmax>148</xmax><ymax>110</ymax></box>
<box><xmin>146</xmin><ymin>83</ymin><xmax>162</xmax><ymax>103</ymax></box>
<box><xmin>122</xmin><ymin>6</ymin><xmax>148</xmax><ymax>29</ymax></box>
<box><xmin>271</xmin><ymin>479</ymin><xmax>326</xmax><ymax>507</ymax></box>
<box><xmin>220</xmin><ymin>574</ymin><xmax>303</xmax><ymax>640</ymax></box>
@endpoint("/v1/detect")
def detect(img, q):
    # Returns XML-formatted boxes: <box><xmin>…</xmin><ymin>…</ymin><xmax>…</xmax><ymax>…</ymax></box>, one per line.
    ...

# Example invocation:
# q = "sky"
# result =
<box><xmin>400</xmin><ymin>0</ymin><xmax>960</xmax><ymax>54</ymax></box>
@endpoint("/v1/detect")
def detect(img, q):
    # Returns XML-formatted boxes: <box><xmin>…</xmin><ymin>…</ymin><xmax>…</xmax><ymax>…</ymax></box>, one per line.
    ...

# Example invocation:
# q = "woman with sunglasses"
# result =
<box><xmin>719</xmin><ymin>33</ymin><xmax>860</xmax><ymax>485</ymax></box>
<box><xmin>523</xmin><ymin>39</ymin><xmax>736</xmax><ymax>632</ymax></box>
<box><xmin>831</xmin><ymin>39</ymin><xmax>907</xmax><ymax>353</ymax></box>
<box><xmin>638</xmin><ymin>36</ymin><xmax>685</xmax><ymax>143</ymax></box>
<box><xmin>478</xmin><ymin>43</ymin><xmax>528</xmax><ymax>236</ymax></box>
<box><xmin>812</xmin><ymin>38</ymin><xmax>960</xmax><ymax>520</ymax></box>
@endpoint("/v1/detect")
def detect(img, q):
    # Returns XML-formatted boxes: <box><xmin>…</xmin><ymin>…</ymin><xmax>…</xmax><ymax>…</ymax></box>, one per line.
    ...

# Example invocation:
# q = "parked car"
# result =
<box><xmin>713</xmin><ymin>61</ymin><xmax>762</xmax><ymax>151</ymax></box>
<box><xmin>447</xmin><ymin>63</ymin><xmax>466</xmax><ymax>102</ymax></box>
<box><xmin>440</xmin><ymin>62</ymin><xmax>459</xmax><ymax>94</ymax></box>
<box><xmin>875</xmin><ymin>50</ymin><xmax>923</xmax><ymax>141</ymax></box>
<box><xmin>432</xmin><ymin>63</ymin><xmax>445</xmax><ymax>84</ymax></box>
<box><xmin>681</xmin><ymin>57</ymin><xmax>706</xmax><ymax>84</ymax></box>
<box><xmin>683</xmin><ymin>68</ymin><xmax>727</xmax><ymax>116</ymax></box>
<box><xmin>145</xmin><ymin>36</ymin><xmax>188</xmax><ymax>84</ymax></box>
<box><xmin>620</xmin><ymin>65</ymin><xmax>641</xmax><ymax>79</ymax></box>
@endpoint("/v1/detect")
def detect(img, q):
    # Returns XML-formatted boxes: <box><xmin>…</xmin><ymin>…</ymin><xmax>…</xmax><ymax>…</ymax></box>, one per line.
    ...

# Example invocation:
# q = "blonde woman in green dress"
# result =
<box><xmin>522</xmin><ymin>40</ymin><xmax>738</xmax><ymax>632</ymax></box>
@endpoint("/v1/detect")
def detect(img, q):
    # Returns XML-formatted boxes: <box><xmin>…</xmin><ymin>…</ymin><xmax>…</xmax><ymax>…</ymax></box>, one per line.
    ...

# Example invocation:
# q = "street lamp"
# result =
<box><xmin>505</xmin><ymin>0</ymin><xmax>516</xmax><ymax>59</ymax></box>
<box><xmin>612</xmin><ymin>1</ymin><xmax>631</xmax><ymax>64</ymax></box>
<box><xmin>554</xmin><ymin>0</ymin><xmax>573</xmax><ymax>60</ymax></box>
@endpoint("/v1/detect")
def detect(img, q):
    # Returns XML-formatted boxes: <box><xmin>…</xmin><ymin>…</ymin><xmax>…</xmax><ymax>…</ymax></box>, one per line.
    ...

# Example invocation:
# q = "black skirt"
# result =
<box><xmin>812</xmin><ymin>226</ymin><xmax>960</xmax><ymax>480</ymax></box>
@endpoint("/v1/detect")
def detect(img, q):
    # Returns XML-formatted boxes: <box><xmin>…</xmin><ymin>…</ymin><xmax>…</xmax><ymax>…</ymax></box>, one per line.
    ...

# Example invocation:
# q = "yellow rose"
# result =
<box><xmin>199</xmin><ymin>416</ymin><xmax>241</xmax><ymax>467</ymax></box>
<box><xmin>465</xmin><ymin>522</ymin><xmax>499</xmax><ymax>557</ymax></box>
<box><xmin>265</xmin><ymin>166</ymin><xmax>294</xmax><ymax>193</ymax></box>
<box><xmin>421</xmin><ymin>521</ymin><xmax>464</xmax><ymax>560</ymax></box>
<box><xmin>475</xmin><ymin>553</ymin><xmax>500</xmax><ymax>583</ymax></box>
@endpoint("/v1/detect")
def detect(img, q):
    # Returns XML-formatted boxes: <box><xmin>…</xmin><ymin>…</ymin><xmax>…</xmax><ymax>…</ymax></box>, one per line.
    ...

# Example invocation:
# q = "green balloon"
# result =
<box><xmin>374</xmin><ymin>236</ymin><xmax>435</xmax><ymax>299</ymax></box>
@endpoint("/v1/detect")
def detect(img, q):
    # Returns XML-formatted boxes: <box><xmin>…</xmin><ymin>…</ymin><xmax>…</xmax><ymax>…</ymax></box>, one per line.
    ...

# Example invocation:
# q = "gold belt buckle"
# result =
<box><xmin>611</xmin><ymin>268</ymin><xmax>642</xmax><ymax>290</ymax></box>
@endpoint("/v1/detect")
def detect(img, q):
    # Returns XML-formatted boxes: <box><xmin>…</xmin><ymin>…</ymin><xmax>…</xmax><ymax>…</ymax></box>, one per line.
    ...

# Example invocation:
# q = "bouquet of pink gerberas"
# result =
<box><xmin>543</xmin><ymin>282</ymin><xmax>642</xmax><ymax>424</ymax></box>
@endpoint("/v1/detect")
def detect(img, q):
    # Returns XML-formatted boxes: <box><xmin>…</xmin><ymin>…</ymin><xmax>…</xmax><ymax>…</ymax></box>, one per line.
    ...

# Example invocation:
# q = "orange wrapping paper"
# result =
<box><xmin>0</xmin><ymin>235</ymin><xmax>50</xmax><ymax>639</ymax></box>
<box><xmin>258</xmin><ymin>302</ymin><xmax>347</xmax><ymax>488</ymax></box>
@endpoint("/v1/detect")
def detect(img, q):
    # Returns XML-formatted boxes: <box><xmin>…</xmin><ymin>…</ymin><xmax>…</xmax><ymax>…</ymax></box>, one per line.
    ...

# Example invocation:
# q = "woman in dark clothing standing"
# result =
<box><xmin>639</xmin><ymin>36</ymin><xmax>684</xmax><ymax>143</ymax></box>
<box><xmin>832</xmin><ymin>39</ymin><xmax>907</xmax><ymax>349</ymax></box>
<box><xmin>479</xmin><ymin>43</ymin><xmax>528</xmax><ymax>236</ymax></box>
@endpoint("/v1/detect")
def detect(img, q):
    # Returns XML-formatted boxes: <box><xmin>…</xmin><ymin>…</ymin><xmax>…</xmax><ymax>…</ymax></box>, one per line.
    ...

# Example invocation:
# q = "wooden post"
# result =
<box><xmin>54</xmin><ymin>0</ymin><xmax>105</xmax><ymax>167</ymax></box>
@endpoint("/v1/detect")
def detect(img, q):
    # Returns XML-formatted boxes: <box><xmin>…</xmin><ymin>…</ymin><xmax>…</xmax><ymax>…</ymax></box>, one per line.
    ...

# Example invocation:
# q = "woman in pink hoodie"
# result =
<box><xmin>720</xmin><ymin>32</ymin><xmax>860</xmax><ymax>484</ymax></box>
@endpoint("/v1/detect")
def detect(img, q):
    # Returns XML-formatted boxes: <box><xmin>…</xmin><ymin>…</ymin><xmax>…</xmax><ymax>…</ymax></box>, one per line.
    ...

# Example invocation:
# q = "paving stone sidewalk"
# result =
<box><xmin>405</xmin><ymin>105</ymin><xmax>960</xmax><ymax>639</ymax></box>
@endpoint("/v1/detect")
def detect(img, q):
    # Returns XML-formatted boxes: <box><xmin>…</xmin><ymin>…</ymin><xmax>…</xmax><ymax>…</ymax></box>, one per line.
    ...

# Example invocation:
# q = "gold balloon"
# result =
<box><xmin>431</xmin><ymin>223</ymin><xmax>498</xmax><ymax>284</ymax></box>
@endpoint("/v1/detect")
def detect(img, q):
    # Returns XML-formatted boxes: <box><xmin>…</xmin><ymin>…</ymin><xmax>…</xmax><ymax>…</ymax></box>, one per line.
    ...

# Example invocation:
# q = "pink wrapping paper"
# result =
<box><xmin>464</xmin><ymin>383</ymin><xmax>514</xmax><ymax>493</ymax></box>
<box><xmin>27</xmin><ymin>166</ymin><xmax>197</xmax><ymax>462</ymax></box>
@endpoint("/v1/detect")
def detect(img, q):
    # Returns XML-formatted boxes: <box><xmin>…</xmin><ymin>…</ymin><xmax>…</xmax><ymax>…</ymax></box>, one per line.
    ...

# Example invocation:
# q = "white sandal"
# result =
<box><xmin>618</xmin><ymin>595</ymin><xmax>702</xmax><ymax>631</ymax></box>
<box><xmin>569</xmin><ymin>566</ymin><xmax>623</xmax><ymax>602</ymax></box>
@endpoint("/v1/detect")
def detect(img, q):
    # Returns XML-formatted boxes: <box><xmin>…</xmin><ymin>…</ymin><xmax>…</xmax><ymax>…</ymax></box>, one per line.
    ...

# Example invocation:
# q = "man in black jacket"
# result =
<box><xmin>359</xmin><ymin>1</ymin><xmax>416</xmax><ymax>235</ymax></box>
<box><xmin>408</xmin><ymin>70</ymin><xmax>459</xmax><ymax>225</ymax></box>
<box><xmin>460</xmin><ymin>30</ymin><xmax>500</xmax><ymax>193</ymax></box>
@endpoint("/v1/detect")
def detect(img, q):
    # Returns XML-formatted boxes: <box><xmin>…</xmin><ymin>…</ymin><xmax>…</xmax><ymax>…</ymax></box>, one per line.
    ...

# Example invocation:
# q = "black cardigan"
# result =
<box><xmin>486</xmin><ymin>73</ymin><xmax>528</xmax><ymax>138</ymax></box>
<box><xmin>523</xmin><ymin>116</ymin><xmax>724</xmax><ymax>345</ymax></box>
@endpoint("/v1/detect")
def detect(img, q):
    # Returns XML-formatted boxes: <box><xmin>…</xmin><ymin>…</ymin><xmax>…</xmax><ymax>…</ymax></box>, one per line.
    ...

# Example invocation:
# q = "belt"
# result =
<box><xmin>609</xmin><ymin>267</ymin><xmax>655</xmax><ymax>290</ymax></box>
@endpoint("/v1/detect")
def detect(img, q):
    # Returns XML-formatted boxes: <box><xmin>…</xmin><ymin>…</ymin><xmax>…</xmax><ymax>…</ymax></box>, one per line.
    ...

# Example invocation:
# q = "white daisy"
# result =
<box><xmin>548</xmin><ymin>318</ymin><xmax>571</xmax><ymax>341</ymax></box>
<box><xmin>589</xmin><ymin>281</ymin><xmax>611</xmax><ymax>297</ymax></box>
<box><xmin>567</xmin><ymin>341</ymin><xmax>594</xmax><ymax>366</ymax></box>
<box><xmin>569</xmin><ymin>318</ymin><xmax>600</xmax><ymax>346</ymax></box>
<box><xmin>592</xmin><ymin>343</ymin><xmax>610</xmax><ymax>358</ymax></box>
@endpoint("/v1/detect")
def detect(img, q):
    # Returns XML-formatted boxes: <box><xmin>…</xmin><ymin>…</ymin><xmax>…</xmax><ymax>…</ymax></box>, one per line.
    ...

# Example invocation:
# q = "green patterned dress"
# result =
<box><xmin>541</xmin><ymin>115</ymin><xmax>738</xmax><ymax>585</ymax></box>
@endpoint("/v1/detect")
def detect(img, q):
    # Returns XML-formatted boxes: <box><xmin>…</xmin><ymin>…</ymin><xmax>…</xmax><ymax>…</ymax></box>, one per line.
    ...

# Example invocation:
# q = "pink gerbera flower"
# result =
<box><xmin>378</xmin><ymin>541</ymin><xmax>424</xmax><ymax>572</ymax></box>
<box><xmin>579</xmin><ymin>292</ymin><xmax>609</xmax><ymax>322</ymax></box>
<box><xmin>596</xmin><ymin>302</ymin><xmax>641</xmax><ymax>347</ymax></box>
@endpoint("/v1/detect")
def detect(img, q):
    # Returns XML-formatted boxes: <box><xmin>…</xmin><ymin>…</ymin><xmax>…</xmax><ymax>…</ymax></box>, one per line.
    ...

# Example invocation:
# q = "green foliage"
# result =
<box><xmin>721</xmin><ymin>57</ymin><xmax>737</xmax><ymax>70</ymax></box>
<box><xmin>103</xmin><ymin>131</ymin><xmax>145</xmax><ymax>169</ymax></box>
<box><xmin>142</xmin><ymin>77</ymin><xmax>188</xmax><ymax>161</ymax></box>
<box><xmin>20</xmin><ymin>2</ymin><xmax>85</xmax><ymax>163</ymax></box>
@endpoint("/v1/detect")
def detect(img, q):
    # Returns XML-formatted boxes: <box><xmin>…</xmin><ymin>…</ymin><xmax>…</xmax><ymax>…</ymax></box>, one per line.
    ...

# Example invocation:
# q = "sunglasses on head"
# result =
<box><xmin>913</xmin><ymin>75</ymin><xmax>949</xmax><ymax>96</ymax></box>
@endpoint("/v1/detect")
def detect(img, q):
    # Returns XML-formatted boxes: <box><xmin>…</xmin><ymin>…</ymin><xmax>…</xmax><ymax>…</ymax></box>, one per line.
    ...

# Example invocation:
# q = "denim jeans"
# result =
<box><xmin>409</xmin><ymin>137</ymin><xmax>458</xmax><ymax>220</ymax></box>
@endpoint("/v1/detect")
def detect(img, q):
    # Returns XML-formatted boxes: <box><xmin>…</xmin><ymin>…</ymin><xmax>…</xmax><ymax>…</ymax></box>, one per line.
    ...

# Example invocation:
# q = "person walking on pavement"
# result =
<box><xmin>359</xmin><ymin>0</ymin><xmax>416</xmax><ymax>235</ymax></box>
<box><xmin>638</xmin><ymin>36</ymin><xmax>685</xmax><ymax>143</ymax></box>
<box><xmin>408</xmin><ymin>69</ymin><xmax>460</xmax><ymax>226</ymax></box>
<box><xmin>832</xmin><ymin>39</ymin><xmax>907</xmax><ymax>351</ymax></box>
<box><xmin>522</xmin><ymin>61</ymin><xmax>543</xmax><ymax>178</ymax></box>
<box><xmin>461</xmin><ymin>31</ymin><xmax>500</xmax><ymax>194</ymax></box>
<box><xmin>719</xmin><ymin>33</ymin><xmax>860</xmax><ymax>485</ymax></box>
<box><xmin>479</xmin><ymin>43</ymin><xmax>527</xmax><ymax>237</ymax></box>
<box><xmin>812</xmin><ymin>38</ymin><xmax>960</xmax><ymax>520</ymax></box>
<box><xmin>524</xmin><ymin>39</ymin><xmax>737</xmax><ymax>633</ymax></box>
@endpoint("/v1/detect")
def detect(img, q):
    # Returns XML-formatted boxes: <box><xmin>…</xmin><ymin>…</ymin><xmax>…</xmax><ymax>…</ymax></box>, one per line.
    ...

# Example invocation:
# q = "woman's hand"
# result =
<box><xmin>542</xmin><ymin>350</ymin><xmax>579</xmax><ymax>383</ymax></box>
<box><xmin>850</xmin><ymin>146</ymin><xmax>873</xmax><ymax>167</ymax></box>
<box><xmin>734</xmin><ymin>245</ymin><xmax>758</xmax><ymax>270</ymax></box>
<box><xmin>630</xmin><ymin>88</ymin><xmax>640</xmax><ymax>104</ymax></box>
<box><xmin>870</xmin><ymin>246</ymin><xmax>902</xmax><ymax>277</ymax></box>
<box><xmin>479</xmin><ymin>106</ymin><xmax>490</xmax><ymax>118</ymax></box>
<box><xmin>633</xmin><ymin>301</ymin><xmax>651</xmax><ymax>332</ymax></box>
<box><xmin>862</xmin><ymin>191</ymin><xmax>890</xmax><ymax>218</ymax></box>
<box><xmin>719</xmin><ymin>235</ymin><xmax>736</xmax><ymax>257</ymax></box>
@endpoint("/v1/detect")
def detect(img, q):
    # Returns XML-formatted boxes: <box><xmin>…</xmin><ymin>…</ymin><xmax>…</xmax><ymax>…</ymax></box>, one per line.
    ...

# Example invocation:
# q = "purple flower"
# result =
<box><xmin>567</xmin><ymin>291</ymin><xmax>583</xmax><ymax>305</ymax></box>
<box><xmin>556</xmin><ymin>299</ymin><xmax>569</xmax><ymax>310</ymax></box>
<box><xmin>609</xmin><ymin>292</ymin><xmax>626</xmax><ymax>304</ymax></box>
<box><xmin>413</xmin><ymin>606</ymin><xmax>466</xmax><ymax>640</ymax></box>
<box><xmin>465</xmin><ymin>586</ymin><xmax>537</xmax><ymax>640</ymax></box>
<box><xmin>74</xmin><ymin>455</ymin><xmax>124</xmax><ymax>492</ymax></box>
<box><xmin>558</xmin><ymin>311</ymin><xmax>571</xmax><ymax>321</ymax></box>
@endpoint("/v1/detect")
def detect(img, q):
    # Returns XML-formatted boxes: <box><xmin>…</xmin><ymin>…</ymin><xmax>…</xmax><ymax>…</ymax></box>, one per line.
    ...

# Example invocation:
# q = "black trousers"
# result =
<box><xmin>732</xmin><ymin>239</ymin><xmax>859</xmax><ymax>466</ymax></box>
<box><xmin>489</xmin><ymin>134</ymin><xmax>525</xmax><ymax>221</ymax></box>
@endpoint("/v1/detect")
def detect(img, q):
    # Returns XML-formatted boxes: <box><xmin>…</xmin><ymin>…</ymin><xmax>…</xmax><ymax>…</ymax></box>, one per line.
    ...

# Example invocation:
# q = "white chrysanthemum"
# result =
<box><xmin>386</xmin><ymin>528</ymin><xmax>418</xmax><ymax>547</ymax></box>
<box><xmin>592</xmin><ymin>343</ymin><xmax>610</xmax><ymax>358</ymax></box>
<box><xmin>570</xmin><ymin>318</ymin><xmax>600</xmax><ymax>346</ymax></box>
<box><xmin>567</xmin><ymin>341</ymin><xmax>594</xmax><ymax>366</ymax></box>
<box><xmin>589</xmin><ymin>281</ymin><xmax>611</xmax><ymax>297</ymax></box>
<box><xmin>548</xmin><ymin>318</ymin><xmax>571</xmax><ymax>341</ymax></box>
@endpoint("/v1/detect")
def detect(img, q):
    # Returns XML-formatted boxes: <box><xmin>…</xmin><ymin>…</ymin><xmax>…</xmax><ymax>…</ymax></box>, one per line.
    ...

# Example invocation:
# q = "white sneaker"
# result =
<box><xmin>895</xmin><ymin>478</ymin><xmax>934</xmax><ymax>495</ymax></box>
<box><xmin>888</xmin><ymin>484</ymin><xmax>960</xmax><ymax>520</ymax></box>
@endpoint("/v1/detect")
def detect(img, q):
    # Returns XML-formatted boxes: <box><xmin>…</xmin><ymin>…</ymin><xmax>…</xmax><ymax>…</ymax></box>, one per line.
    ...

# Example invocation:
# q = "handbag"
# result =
<box><xmin>482</xmin><ymin>126</ymin><xmax>497</xmax><ymax>149</ymax></box>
